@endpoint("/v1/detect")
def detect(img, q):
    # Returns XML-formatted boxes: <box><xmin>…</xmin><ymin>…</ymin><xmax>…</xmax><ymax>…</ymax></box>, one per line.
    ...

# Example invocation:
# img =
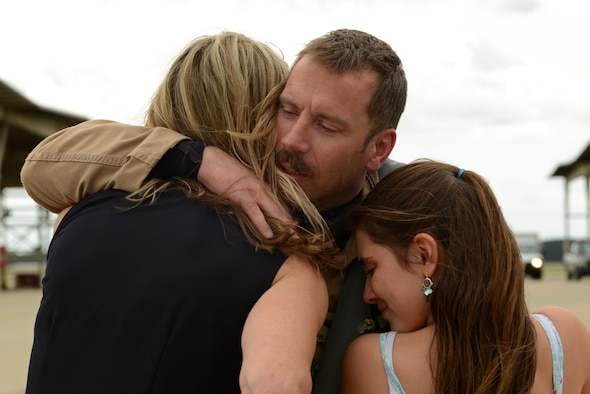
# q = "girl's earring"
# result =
<box><xmin>422</xmin><ymin>274</ymin><xmax>433</xmax><ymax>302</ymax></box>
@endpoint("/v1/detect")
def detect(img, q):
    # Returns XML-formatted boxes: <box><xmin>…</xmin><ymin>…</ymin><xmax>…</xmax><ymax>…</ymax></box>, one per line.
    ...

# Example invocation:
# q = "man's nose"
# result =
<box><xmin>279</xmin><ymin>119</ymin><xmax>310</xmax><ymax>154</ymax></box>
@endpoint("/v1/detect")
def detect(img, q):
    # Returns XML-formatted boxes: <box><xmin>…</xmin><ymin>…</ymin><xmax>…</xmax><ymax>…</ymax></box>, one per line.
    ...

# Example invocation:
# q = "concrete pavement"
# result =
<box><xmin>0</xmin><ymin>289</ymin><xmax>41</xmax><ymax>394</ymax></box>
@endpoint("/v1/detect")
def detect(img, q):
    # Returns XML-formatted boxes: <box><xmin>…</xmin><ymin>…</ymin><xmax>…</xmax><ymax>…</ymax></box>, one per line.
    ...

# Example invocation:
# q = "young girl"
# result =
<box><xmin>342</xmin><ymin>159</ymin><xmax>590</xmax><ymax>393</ymax></box>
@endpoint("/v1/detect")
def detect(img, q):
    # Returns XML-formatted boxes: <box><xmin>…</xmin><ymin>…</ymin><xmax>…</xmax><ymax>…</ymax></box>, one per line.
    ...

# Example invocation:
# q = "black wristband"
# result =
<box><xmin>148</xmin><ymin>140</ymin><xmax>206</xmax><ymax>180</ymax></box>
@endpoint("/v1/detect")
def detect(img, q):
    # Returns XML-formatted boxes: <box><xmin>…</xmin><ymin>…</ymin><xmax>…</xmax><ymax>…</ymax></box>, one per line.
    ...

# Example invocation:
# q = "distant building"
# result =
<box><xmin>551</xmin><ymin>142</ymin><xmax>590</xmax><ymax>254</ymax></box>
<box><xmin>0</xmin><ymin>78</ymin><xmax>87</xmax><ymax>288</ymax></box>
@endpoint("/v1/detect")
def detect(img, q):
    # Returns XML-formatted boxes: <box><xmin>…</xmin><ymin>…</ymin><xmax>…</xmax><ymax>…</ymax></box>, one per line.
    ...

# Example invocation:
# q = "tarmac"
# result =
<box><xmin>0</xmin><ymin>264</ymin><xmax>588</xmax><ymax>394</ymax></box>
<box><xmin>0</xmin><ymin>288</ymin><xmax>41</xmax><ymax>394</ymax></box>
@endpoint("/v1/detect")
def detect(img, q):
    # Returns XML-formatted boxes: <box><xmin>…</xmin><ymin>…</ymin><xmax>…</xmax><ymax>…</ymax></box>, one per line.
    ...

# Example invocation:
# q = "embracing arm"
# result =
<box><xmin>20</xmin><ymin>119</ymin><xmax>288</xmax><ymax>236</ymax></box>
<box><xmin>240</xmin><ymin>255</ymin><xmax>328</xmax><ymax>394</ymax></box>
<box><xmin>20</xmin><ymin>119</ymin><xmax>188</xmax><ymax>213</ymax></box>
<box><xmin>199</xmin><ymin>146</ymin><xmax>290</xmax><ymax>238</ymax></box>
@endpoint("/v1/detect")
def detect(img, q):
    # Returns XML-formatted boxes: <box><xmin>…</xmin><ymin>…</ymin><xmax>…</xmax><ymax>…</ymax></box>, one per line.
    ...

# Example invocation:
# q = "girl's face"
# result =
<box><xmin>355</xmin><ymin>228</ymin><xmax>432</xmax><ymax>332</ymax></box>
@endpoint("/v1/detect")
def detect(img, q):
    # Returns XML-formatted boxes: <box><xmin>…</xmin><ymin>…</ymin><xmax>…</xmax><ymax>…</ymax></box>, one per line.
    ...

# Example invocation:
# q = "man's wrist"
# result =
<box><xmin>148</xmin><ymin>140</ymin><xmax>206</xmax><ymax>180</ymax></box>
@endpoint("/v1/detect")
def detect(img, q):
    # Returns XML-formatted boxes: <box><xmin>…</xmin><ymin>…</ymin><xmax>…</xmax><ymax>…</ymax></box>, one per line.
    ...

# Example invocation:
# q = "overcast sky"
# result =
<box><xmin>1</xmin><ymin>0</ymin><xmax>589</xmax><ymax>241</ymax></box>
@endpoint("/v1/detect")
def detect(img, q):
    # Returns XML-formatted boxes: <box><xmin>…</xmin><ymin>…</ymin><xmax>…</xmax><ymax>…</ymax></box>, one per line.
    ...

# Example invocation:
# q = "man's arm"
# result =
<box><xmin>198</xmin><ymin>146</ymin><xmax>291</xmax><ymax>238</ymax></box>
<box><xmin>21</xmin><ymin>119</ymin><xmax>290</xmax><ymax>236</ymax></box>
<box><xmin>20</xmin><ymin>119</ymin><xmax>188</xmax><ymax>213</ymax></box>
<box><xmin>240</xmin><ymin>254</ymin><xmax>328</xmax><ymax>394</ymax></box>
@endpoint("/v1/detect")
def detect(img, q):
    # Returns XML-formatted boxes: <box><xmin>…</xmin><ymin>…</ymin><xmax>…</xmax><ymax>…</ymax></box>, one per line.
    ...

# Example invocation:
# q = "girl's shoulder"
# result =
<box><xmin>532</xmin><ymin>306</ymin><xmax>590</xmax><ymax>393</ymax></box>
<box><xmin>342</xmin><ymin>333</ymin><xmax>390</xmax><ymax>394</ymax></box>
<box><xmin>344</xmin><ymin>332</ymin><xmax>382</xmax><ymax>362</ymax></box>
<box><xmin>532</xmin><ymin>306</ymin><xmax>590</xmax><ymax>340</ymax></box>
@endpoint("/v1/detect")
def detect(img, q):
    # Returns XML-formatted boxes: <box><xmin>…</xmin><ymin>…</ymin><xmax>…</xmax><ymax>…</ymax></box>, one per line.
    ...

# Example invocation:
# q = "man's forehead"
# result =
<box><xmin>283</xmin><ymin>61</ymin><xmax>375</xmax><ymax>117</ymax></box>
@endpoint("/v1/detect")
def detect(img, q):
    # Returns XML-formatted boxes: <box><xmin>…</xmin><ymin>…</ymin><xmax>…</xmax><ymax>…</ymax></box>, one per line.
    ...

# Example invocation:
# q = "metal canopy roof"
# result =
<box><xmin>551</xmin><ymin>143</ymin><xmax>590</xmax><ymax>180</ymax></box>
<box><xmin>0</xmin><ymin>79</ymin><xmax>87</xmax><ymax>189</ymax></box>
<box><xmin>551</xmin><ymin>140</ymin><xmax>590</xmax><ymax>243</ymax></box>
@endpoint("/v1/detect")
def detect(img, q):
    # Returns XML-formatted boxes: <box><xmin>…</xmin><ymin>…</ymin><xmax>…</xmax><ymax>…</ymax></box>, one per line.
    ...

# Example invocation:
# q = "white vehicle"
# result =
<box><xmin>515</xmin><ymin>233</ymin><xmax>544</xmax><ymax>279</ymax></box>
<box><xmin>563</xmin><ymin>240</ymin><xmax>590</xmax><ymax>280</ymax></box>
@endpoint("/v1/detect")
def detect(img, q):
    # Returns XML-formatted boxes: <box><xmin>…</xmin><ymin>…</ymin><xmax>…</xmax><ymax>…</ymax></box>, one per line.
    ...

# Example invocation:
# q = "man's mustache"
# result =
<box><xmin>275</xmin><ymin>150</ymin><xmax>312</xmax><ymax>176</ymax></box>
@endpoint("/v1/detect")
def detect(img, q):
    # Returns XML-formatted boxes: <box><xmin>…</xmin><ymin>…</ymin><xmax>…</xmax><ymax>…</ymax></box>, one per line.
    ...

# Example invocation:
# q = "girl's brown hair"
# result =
<box><xmin>348</xmin><ymin>159</ymin><xmax>536</xmax><ymax>393</ymax></box>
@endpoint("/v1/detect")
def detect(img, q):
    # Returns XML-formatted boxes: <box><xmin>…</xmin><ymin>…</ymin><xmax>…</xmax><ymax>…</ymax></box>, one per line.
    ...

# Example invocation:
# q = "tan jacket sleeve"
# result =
<box><xmin>20</xmin><ymin>119</ymin><xmax>189</xmax><ymax>213</ymax></box>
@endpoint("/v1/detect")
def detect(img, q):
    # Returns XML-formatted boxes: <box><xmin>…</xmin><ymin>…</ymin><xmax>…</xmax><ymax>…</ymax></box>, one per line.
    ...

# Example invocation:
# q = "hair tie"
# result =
<box><xmin>457</xmin><ymin>168</ymin><xmax>465</xmax><ymax>178</ymax></box>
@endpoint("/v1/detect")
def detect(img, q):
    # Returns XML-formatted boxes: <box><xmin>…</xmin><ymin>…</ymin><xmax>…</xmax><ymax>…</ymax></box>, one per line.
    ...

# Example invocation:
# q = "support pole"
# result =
<box><xmin>0</xmin><ymin>122</ymin><xmax>9</xmax><ymax>290</ymax></box>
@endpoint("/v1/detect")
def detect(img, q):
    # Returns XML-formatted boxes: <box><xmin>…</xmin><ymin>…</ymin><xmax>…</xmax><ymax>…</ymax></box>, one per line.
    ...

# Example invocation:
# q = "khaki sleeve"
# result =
<box><xmin>20</xmin><ymin>119</ymin><xmax>189</xmax><ymax>213</ymax></box>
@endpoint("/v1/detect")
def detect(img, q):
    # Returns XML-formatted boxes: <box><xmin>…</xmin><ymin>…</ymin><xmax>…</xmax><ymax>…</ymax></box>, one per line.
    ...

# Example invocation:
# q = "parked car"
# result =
<box><xmin>515</xmin><ymin>233</ymin><xmax>544</xmax><ymax>279</ymax></box>
<box><xmin>563</xmin><ymin>240</ymin><xmax>590</xmax><ymax>280</ymax></box>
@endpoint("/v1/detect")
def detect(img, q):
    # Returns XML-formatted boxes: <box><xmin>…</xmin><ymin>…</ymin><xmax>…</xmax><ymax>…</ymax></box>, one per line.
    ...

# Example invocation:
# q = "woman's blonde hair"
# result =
<box><xmin>128</xmin><ymin>32</ymin><xmax>339</xmax><ymax>271</ymax></box>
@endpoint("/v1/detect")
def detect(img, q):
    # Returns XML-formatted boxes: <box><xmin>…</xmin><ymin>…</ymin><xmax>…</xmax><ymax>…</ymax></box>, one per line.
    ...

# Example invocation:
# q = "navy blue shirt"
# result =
<box><xmin>26</xmin><ymin>189</ymin><xmax>285</xmax><ymax>393</ymax></box>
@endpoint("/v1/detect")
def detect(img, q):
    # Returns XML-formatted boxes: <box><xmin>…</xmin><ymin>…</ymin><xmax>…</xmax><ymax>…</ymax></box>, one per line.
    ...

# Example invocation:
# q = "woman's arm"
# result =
<box><xmin>240</xmin><ymin>255</ymin><xmax>328</xmax><ymax>394</ymax></box>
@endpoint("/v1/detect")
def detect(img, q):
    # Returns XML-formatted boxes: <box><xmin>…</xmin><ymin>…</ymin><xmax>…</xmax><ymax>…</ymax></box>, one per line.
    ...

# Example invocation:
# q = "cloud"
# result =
<box><xmin>469</xmin><ymin>40</ymin><xmax>523</xmax><ymax>71</ymax></box>
<box><xmin>497</xmin><ymin>0</ymin><xmax>542</xmax><ymax>13</ymax></box>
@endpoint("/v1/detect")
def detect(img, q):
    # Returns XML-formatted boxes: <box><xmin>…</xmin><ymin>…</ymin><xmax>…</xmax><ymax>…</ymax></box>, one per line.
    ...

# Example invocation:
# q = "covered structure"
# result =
<box><xmin>0</xmin><ymin>79</ymin><xmax>87</xmax><ymax>288</ymax></box>
<box><xmin>0</xmin><ymin>79</ymin><xmax>87</xmax><ymax>188</ymax></box>
<box><xmin>551</xmin><ymin>142</ymin><xmax>590</xmax><ymax>247</ymax></box>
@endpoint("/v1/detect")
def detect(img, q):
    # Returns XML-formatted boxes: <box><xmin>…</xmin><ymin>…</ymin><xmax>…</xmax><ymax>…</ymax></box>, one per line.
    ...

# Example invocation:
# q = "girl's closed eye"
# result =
<box><xmin>359</xmin><ymin>259</ymin><xmax>375</xmax><ymax>276</ymax></box>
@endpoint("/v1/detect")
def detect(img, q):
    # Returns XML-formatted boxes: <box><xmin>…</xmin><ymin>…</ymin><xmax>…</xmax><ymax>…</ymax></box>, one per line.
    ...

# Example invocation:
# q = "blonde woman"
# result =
<box><xmin>26</xmin><ymin>32</ymin><xmax>339</xmax><ymax>394</ymax></box>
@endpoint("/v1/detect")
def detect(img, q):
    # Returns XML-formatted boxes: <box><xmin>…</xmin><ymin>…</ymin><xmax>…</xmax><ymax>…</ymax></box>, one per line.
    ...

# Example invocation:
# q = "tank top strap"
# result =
<box><xmin>532</xmin><ymin>314</ymin><xmax>564</xmax><ymax>394</ymax></box>
<box><xmin>379</xmin><ymin>331</ymin><xmax>406</xmax><ymax>394</ymax></box>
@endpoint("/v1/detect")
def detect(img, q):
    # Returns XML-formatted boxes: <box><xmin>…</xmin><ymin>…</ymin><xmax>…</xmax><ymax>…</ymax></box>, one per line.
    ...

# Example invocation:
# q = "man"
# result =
<box><xmin>21</xmin><ymin>28</ymin><xmax>407</xmax><ymax>393</ymax></box>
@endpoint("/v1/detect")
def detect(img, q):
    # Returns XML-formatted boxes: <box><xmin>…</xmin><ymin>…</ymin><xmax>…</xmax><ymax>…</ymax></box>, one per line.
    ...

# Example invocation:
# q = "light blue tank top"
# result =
<box><xmin>379</xmin><ymin>331</ymin><xmax>405</xmax><ymax>394</ymax></box>
<box><xmin>379</xmin><ymin>314</ymin><xmax>563</xmax><ymax>394</ymax></box>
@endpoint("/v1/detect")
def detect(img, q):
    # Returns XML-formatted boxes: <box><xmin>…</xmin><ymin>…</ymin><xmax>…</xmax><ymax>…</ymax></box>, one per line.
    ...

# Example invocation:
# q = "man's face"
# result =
<box><xmin>275</xmin><ymin>56</ymin><xmax>380</xmax><ymax>211</ymax></box>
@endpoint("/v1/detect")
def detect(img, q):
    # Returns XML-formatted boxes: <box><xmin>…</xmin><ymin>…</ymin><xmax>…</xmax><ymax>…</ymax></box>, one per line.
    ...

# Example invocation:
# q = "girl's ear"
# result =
<box><xmin>411</xmin><ymin>233</ymin><xmax>439</xmax><ymax>276</ymax></box>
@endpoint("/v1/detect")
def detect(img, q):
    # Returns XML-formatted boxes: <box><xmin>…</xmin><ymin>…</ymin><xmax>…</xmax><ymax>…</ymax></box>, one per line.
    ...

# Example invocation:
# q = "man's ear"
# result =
<box><xmin>366</xmin><ymin>128</ymin><xmax>396</xmax><ymax>172</ymax></box>
<box><xmin>411</xmin><ymin>233</ymin><xmax>439</xmax><ymax>276</ymax></box>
